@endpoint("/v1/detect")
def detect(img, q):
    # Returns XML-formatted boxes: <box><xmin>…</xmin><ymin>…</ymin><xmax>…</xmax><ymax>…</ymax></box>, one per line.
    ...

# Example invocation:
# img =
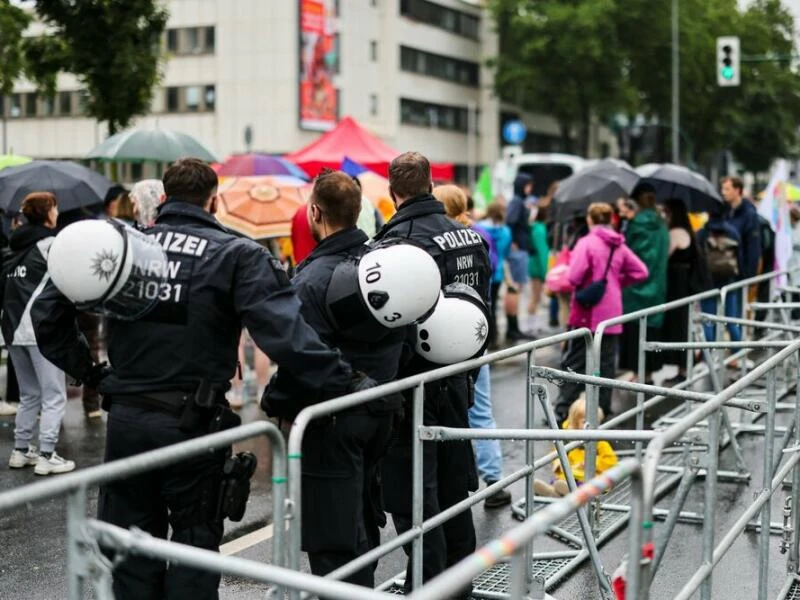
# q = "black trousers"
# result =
<box><xmin>302</xmin><ymin>410</ymin><xmax>394</xmax><ymax>587</ymax></box>
<box><xmin>489</xmin><ymin>280</ymin><xmax>502</xmax><ymax>345</ymax></box>
<box><xmin>382</xmin><ymin>376</ymin><xmax>478</xmax><ymax>597</ymax></box>
<box><xmin>99</xmin><ymin>401</ymin><xmax>227</xmax><ymax>600</ymax></box>
<box><xmin>554</xmin><ymin>333</ymin><xmax>618</xmax><ymax>422</ymax></box>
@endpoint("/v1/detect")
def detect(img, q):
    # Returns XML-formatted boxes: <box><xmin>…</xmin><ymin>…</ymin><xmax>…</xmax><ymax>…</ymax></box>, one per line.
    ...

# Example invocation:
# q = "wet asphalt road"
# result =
<box><xmin>0</xmin><ymin>327</ymin><xmax>796</xmax><ymax>599</ymax></box>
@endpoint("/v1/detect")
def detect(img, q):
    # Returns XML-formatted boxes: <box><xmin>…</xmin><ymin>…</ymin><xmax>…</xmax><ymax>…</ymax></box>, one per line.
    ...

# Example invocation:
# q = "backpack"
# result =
<box><xmin>705</xmin><ymin>231</ymin><xmax>740</xmax><ymax>284</ymax></box>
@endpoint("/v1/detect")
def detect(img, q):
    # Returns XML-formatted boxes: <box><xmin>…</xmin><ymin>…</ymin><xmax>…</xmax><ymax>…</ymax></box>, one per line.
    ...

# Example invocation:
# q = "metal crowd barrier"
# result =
<box><xmin>1</xmin><ymin>270</ymin><xmax>799</xmax><ymax>600</ymax></box>
<box><xmin>0</xmin><ymin>421</ymin><xmax>287</xmax><ymax>600</ymax></box>
<box><xmin>285</xmin><ymin>327</ymin><xmax>597</xmax><ymax>598</ymax></box>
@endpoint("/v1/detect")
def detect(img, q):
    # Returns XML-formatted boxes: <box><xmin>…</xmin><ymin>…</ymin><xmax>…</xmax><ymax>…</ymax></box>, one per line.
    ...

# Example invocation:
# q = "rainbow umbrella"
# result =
<box><xmin>217</xmin><ymin>154</ymin><xmax>310</xmax><ymax>180</ymax></box>
<box><xmin>0</xmin><ymin>154</ymin><xmax>32</xmax><ymax>171</ymax></box>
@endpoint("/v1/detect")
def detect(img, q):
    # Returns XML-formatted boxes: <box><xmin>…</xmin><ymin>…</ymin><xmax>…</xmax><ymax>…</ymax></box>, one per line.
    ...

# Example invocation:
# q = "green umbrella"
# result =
<box><xmin>0</xmin><ymin>154</ymin><xmax>32</xmax><ymax>171</ymax></box>
<box><xmin>86</xmin><ymin>128</ymin><xmax>218</xmax><ymax>163</ymax></box>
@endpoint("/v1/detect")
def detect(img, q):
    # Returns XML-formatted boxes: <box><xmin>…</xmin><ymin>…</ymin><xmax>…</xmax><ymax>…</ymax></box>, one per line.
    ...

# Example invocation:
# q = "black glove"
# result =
<box><xmin>82</xmin><ymin>361</ymin><xmax>113</xmax><ymax>389</ymax></box>
<box><xmin>350</xmin><ymin>371</ymin><xmax>379</xmax><ymax>394</ymax></box>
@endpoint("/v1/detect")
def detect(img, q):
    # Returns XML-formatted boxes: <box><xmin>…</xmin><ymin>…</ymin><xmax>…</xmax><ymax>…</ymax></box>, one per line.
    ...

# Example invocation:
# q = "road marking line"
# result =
<box><xmin>221</xmin><ymin>524</ymin><xmax>274</xmax><ymax>556</ymax></box>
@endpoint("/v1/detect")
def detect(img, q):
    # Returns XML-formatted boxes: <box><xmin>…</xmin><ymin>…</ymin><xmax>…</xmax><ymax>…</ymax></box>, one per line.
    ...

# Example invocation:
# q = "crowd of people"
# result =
<box><xmin>0</xmin><ymin>150</ymin><xmax>793</xmax><ymax>599</ymax></box>
<box><xmin>473</xmin><ymin>173</ymin><xmax>785</xmax><ymax>424</ymax></box>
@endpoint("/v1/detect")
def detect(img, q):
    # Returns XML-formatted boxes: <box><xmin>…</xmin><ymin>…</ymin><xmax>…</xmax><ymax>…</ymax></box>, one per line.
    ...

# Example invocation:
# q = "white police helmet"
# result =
<box><xmin>415</xmin><ymin>283</ymin><xmax>490</xmax><ymax>365</ymax></box>
<box><xmin>47</xmin><ymin>219</ymin><xmax>168</xmax><ymax>320</ymax></box>
<box><xmin>357</xmin><ymin>241</ymin><xmax>441</xmax><ymax>328</ymax></box>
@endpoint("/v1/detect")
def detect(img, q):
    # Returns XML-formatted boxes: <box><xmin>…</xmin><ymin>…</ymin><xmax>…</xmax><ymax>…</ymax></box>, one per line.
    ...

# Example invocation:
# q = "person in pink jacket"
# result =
<box><xmin>552</xmin><ymin>202</ymin><xmax>648</xmax><ymax>423</ymax></box>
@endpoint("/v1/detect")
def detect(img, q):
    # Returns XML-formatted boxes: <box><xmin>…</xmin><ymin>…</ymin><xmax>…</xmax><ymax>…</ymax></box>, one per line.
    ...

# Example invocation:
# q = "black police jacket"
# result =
<box><xmin>264</xmin><ymin>227</ymin><xmax>404</xmax><ymax>418</ymax></box>
<box><xmin>373</xmin><ymin>194</ymin><xmax>491</xmax><ymax>374</ymax></box>
<box><xmin>32</xmin><ymin>202</ymin><xmax>354</xmax><ymax>398</ymax></box>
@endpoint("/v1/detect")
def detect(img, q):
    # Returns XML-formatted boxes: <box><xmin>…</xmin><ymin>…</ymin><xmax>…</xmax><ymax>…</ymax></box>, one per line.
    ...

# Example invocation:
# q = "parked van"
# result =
<box><xmin>497</xmin><ymin>152</ymin><xmax>586</xmax><ymax>199</ymax></box>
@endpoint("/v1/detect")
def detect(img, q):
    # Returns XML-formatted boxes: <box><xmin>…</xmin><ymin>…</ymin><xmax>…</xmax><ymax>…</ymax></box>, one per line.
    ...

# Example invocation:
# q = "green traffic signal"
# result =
<box><xmin>721</xmin><ymin>66</ymin><xmax>734</xmax><ymax>80</ymax></box>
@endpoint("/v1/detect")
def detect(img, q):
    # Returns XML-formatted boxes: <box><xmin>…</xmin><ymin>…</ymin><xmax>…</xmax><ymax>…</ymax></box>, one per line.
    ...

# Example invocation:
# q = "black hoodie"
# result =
<box><xmin>1</xmin><ymin>224</ymin><xmax>55</xmax><ymax>346</ymax></box>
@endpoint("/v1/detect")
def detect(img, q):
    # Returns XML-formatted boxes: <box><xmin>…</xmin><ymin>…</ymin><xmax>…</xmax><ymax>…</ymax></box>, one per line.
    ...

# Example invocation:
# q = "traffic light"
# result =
<box><xmin>716</xmin><ymin>36</ymin><xmax>740</xmax><ymax>87</ymax></box>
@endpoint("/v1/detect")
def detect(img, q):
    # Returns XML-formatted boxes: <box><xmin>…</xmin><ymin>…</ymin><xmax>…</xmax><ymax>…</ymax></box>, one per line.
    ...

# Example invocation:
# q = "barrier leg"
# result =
<box><xmin>759</xmin><ymin>365</ymin><xmax>778</xmax><ymax>600</ymax></box>
<box><xmin>525</xmin><ymin>350</ymin><xmax>535</xmax><ymax>597</ymax></box>
<box><xmin>701</xmin><ymin>342</ymin><xmax>749</xmax><ymax>474</ymax></box>
<box><xmin>66</xmin><ymin>486</ymin><xmax>88</xmax><ymax>600</ymax></box>
<box><xmin>652</xmin><ymin>456</ymin><xmax>700</xmax><ymax>574</ymax></box>
<box><xmin>774</xmin><ymin>420</ymin><xmax>796</xmax><ymax>481</ymax></box>
<box><xmin>537</xmin><ymin>386</ymin><xmax>612</xmax><ymax>598</ymax></box>
<box><xmin>411</xmin><ymin>383</ymin><xmax>425</xmax><ymax>592</ymax></box>
<box><xmin>636</xmin><ymin>316</ymin><xmax>646</xmax><ymax>461</ymax></box>
<box><xmin>700</xmin><ymin>407</ymin><xmax>721</xmax><ymax>600</ymax></box>
<box><xmin>790</xmin><ymin>352</ymin><xmax>800</xmax><ymax>574</ymax></box>
<box><xmin>627</xmin><ymin>472</ymin><xmax>645</xmax><ymax>600</ymax></box>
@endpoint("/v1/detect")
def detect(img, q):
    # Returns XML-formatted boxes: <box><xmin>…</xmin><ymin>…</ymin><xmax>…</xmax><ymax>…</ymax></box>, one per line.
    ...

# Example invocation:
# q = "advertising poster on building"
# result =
<box><xmin>299</xmin><ymin>0</ymin><xmax>338</xmax><ymax>131</ymax></box>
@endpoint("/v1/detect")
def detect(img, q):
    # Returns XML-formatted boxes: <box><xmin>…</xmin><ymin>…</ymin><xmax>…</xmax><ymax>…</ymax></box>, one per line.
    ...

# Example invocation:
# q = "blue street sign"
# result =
<box><xmin>503</xmin><ymin>120</ymin><xmax>527</xmax><ymax>145</ymax></box>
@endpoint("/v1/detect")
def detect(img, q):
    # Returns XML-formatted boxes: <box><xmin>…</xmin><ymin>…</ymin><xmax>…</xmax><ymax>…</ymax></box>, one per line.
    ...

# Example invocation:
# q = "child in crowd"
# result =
<box><xmin>534</xmin><ymin>396</ymin><xmax>618</xmax><ymax>497</ymax></box>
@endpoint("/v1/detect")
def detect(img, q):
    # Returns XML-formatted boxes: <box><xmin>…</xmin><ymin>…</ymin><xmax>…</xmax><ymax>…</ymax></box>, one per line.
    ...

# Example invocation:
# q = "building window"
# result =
<box><xmin>166</xmin><ymin>29</ymin><xmax>179</xmax><ymax>52</ymax></box>
<box><xmin>400</xmin><ymin>46</ymin><xmax>479</xmax><ymax>87</ymax></box>
<box><xmin>162</xmin><ymin>85</ymin><xmax>216</xmax><ymax>113</ymax></box>
<box><xmin>165</xmin><ymin>26</ymin><xmax>215</xmax><ymax>55</ymax></box>
<box><xmin>9</xmin><ymin>94</ymin><xmax>22</xmax><ymax>118</ymax></box>
<box><xmin>185</xmin><ymin>28</ymin><xmax>200</xmax><ymax>53</ymax></box>
<box><xmin>205</xmin><ymin>85</ymin><xmax>216</xmax><ymax>111</ymax></box>
<box><xmin>371</xmin><ymin>0</ymin><xmax>378</xmax><ymax>6</ymax></box>
<box><xmin>166</xmin><ymin>87</ymin><xmax>180</xmax><ymax>112</ymax></box>
<box><xmin>76</xmin><ymin>90</ymin><xmax>90</xmax><ymax>116</ymax></box>
<box><xmin>400</xmin><ymin>98</ymin><xmax>473</xmax><ymax>133</ymax></box>
<box><xmin>41</xmin><ymin>95</ymin><xmax>54</xmax><ymax>117</ymax></box>
<box><xmin>25</xmin><ymin>93</ymin><xmax>37</xmax><ymax>117</ymax></box>
<box><xmin>186</xmin><ymin>86</ymin><xmax>201</xmax><ymax>111</ymax></box>
<box><xmin>369</xmin><ymin>40</ymin><xmax>378</xmax><ymax>62</ymax></box>
<box><xmin>399</xmin><ymin>0</ymin><xmax>479</xmax><ymax>40</ymax></box>
<box><xmin>332</xmin><ymin>33</ymin><xmax>340</xmax><ymax>74</ymax></box>
<box><xmin>204</xmin><ymin>26</ymin><xmax>215</xmax><ymax>52</ymax></box>
<box><xmin>369</xmin><ymin>93</ymin><xmax>378</xmax><ymax>116</ymax></box>
<box><xmin>57</xmin><ymin>91</ymin><xmax>71</xmax><ymax>116</ymax></box>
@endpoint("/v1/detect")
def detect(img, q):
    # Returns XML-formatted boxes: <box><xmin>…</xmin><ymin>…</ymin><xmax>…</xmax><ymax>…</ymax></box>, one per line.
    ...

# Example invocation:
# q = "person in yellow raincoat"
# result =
<box><xmin>533</xmin><ymin>396</ymin><xmax>618</xmax><ymax>497</ymax></box>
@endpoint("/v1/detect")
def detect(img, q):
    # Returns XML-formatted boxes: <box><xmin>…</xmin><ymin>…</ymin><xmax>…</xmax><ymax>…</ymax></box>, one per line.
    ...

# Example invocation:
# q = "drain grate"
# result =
<box><xmin>786</xmin><ymin>580</ymin><xmax>800</xmax><ymax>600</ymax></box>
<box><xmin>386</xmin><ymin>557</ymin><xmax>572</xmax><ymax>597</ymax></box>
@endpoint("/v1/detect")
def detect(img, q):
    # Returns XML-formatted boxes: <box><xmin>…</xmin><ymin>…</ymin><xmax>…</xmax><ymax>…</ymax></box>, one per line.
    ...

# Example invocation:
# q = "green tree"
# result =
<box><xmin>488</xmin><ymin>0</ymin><xmax>634</xmax><ymax>155</ymax></box>
<box><xmin>0</xmin><ymin>1</ymin><xmax>31</xmax><ymax>97</ymax></box>
<box><xmin>27</xmin><ymin>0</ymin><xmax>168</xmax><ymax>134</ymax></box>
<box><xmin>489</xmin><ymin>0</ymin><xmax>800</xmax><ymax>172</ymax></box>
<box><xmin>726</xmin><ymin>0</ymin><xmax>800</xmax><ymax>173</ymax></box>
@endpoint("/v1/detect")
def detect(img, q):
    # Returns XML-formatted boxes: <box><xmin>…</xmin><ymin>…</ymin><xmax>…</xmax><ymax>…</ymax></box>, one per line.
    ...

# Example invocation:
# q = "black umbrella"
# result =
<box><xmin>0</xmin><ymin>160</ymin><xmax>113</xmax><ymax>213</ymax></box>
<box><xmin>553</xmin><ymin>158</ymin><xmax>640</xmax><ymax>222</ymax></box>
<box><xmin>635</xmin><ymin>163</ymin><xmax>722</xmax><ymax>213</ymax></box>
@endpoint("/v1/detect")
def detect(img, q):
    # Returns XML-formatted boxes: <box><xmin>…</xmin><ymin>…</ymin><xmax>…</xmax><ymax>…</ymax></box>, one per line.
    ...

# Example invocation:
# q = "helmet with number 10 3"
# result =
<box><xmin>47</xmin><ymin>219</ymin><xmax>169</xmax><ymax>320</ymax></box>
<box><xmin>356</xmin><ymin>241</ymin><xmax>441</xmax><ymax>328</ymax></box>
<box><xmin>415</xmin><ymin>283</ymin><xmax>490</xmax><ymax>365</ymax></box>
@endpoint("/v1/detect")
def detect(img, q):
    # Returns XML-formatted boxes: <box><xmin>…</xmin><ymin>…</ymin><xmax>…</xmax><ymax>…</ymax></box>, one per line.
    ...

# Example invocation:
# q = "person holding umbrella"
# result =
<box><xmin>618</xmin><ymin>186</ymin><xmax>669</xmax><ymax>383</ymax></box>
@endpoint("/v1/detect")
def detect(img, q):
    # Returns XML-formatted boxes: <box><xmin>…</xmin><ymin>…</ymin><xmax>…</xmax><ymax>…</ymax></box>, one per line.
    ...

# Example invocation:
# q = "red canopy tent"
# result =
<box><xmin>285</xmin><ymin>116</ymin><xmax>454</xmax><ymax>181</ymax></box>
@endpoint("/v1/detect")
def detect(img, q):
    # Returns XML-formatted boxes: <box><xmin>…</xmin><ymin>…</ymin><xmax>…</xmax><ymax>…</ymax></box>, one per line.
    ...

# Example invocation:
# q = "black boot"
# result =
<box><xmin>506</xmin><ymin>315</ymin><xmax>535</xmax><ymax>341</ymax></box>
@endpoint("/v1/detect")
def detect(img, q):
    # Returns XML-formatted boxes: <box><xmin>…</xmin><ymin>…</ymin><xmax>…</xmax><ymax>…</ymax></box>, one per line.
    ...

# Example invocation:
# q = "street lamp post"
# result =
<box><xmin>672</xmin><ymin>0</ymin><xmax>680</xmax><ymax>164</ymax></box>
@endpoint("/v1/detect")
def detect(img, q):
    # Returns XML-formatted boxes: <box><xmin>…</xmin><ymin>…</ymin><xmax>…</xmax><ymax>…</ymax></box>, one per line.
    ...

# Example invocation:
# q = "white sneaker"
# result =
<box><xmin>34</xmin><ymin>452</ymin><xmax>76</xmax><ymax>475</ymax></box>
<box><xmin>9</xmin><ymin>446</ymin><xmax>39</xmax><ymax>468</ymax></box>
<box><xmin>0</xmin><ymin>401</ymin><xmax>17</xmax><ymax>416</ymax></box>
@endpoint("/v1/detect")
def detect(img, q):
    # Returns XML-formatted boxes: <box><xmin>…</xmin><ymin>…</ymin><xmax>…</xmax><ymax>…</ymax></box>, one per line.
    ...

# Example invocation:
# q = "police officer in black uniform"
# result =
<box><xmin>373</xmin><ymin>152</ymin><xmax>491</xmax><ymax>595</ymax></box>
<box><xmin>32</xmin><ymin>159</ymin><xmax>370</xmax><ymax>600</ymax></box>
<box><xmin>263</xmin><ymin>169</ymin><xmax>404</xmax><ymax>587</ymax></box>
